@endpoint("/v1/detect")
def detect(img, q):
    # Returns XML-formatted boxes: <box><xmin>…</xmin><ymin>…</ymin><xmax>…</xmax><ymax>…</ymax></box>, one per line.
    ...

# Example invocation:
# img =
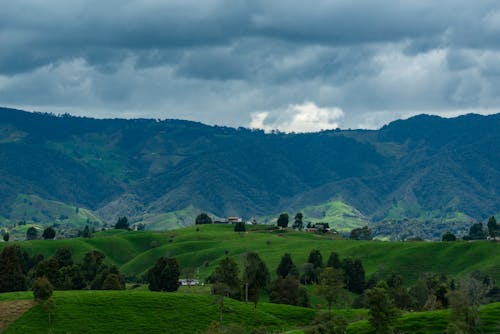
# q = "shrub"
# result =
<box><xmin>33</xmin><ymin>276</ymin><xmax>54</xmax><ymax>302</ymax></box>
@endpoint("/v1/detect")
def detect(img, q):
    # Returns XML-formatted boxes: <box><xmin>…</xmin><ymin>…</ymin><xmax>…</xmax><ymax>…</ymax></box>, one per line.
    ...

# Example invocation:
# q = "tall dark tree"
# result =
<box><xmin>277</xmin><ymin>213</ymin><xmax>289</xmax><ymax>228</ymax></box>
<box><xmin>81</xmin><ymin>225</ymin><xmax>92</xmax><ymax>238</ymax></box>
<box><xmin>147</xmin><ymin>256</ymin><xmax>180</xmax><ymax>292</ymax></box>
<box><xmin>42</xmin><ymin>227</ymin><xmax>56</xmax><ymax>240</ymax></box>
<box><xmin>326</xmin><ymin>252</ymin><xmax>341</xmax><ymax>269</ymax></box>
<box><xmin>195</xmin><ymin>213</ymin><xmax>213</xmax><ymax>225</ymax></box>
<box><xmin>3</xmin><ymin>232</ymin><xmax>9</xmax><ymax>242</ymax></box>
<box><xmin>269</xmin><ymin>276</ymin><xmax>309</xmax><ymax>307</ymax></box>
<box><xmin>292</xmin><ymin>212</ymin><xmax>304</xmax><ymax>230</ymax></box>
<box><xmin>80</xmin><ymin>250</ymin><xmax>105</xmax><ymax>283</ymax></box>
<box><xmin>242</xmin><ymin>252</ymin><xmax>269</xmax><ymax>307</ymax></box>
<box><xmin>277</xmin><ymin>253</ymin><xmax>297</xmax><ymax>278</ymax></box>
<box><xmin>26</xmin><ymin>226</ymin><xmax>38</xmax><ymax>240</ymax></box>
<box><xmin>487</xmin><ymin>216</ymin><xmax>498</xmax><ymax>238</ymax></box>
<box><xmin>342</xmin><ymin>258</ymin><xmax>366</xmax><ymax>294</ymax></box>
<box><xmin>0</xmin><ymin>246</ymin><xmax>26</xmax><ymax>292</ymax></box>
<box><xmin>114</xmin><ymin>216</ymin><xmax>129</xmax><ymax>229</ymax></box>
<box><xmin>54</xmin><ymin>247</ymin><xmax>73</xmax><ymax>268</ymax></box>
<box><xmin>211</xmin><ymin>257</ymin><xmax>241</xmax><ymax>299</ymax></box>
<box><xmin>307</xmin><ymin>249</ymin><xmax>323</xmax><ymax>269</ymax></box>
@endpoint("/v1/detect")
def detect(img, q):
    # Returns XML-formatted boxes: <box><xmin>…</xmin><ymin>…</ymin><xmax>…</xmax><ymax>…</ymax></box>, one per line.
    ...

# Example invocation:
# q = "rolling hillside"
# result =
<box><xmin>1</xmin><ymin>107</ymin><xmax>499</xmax><ymax>238</ymax></box>
<box><xmin>2</xmin><ymin>225</ymin><xmax>499</xmax><ymax>285</ymax></box>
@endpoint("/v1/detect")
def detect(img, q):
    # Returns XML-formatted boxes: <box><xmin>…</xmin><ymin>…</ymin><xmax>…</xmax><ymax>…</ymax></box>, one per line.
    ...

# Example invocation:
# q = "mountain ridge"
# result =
<box><xmin>0</xmin><ymin>107</ymin><xmax>499</xmax><ymax>238</ymax></box>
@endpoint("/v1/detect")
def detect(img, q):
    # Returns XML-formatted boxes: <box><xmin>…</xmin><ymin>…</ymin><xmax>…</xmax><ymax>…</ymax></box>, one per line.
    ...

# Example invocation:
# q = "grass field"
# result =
<box><xmin>1</xmin><ymin>224</ymin><xmax>499</xmax><ymax>286</ymax></box>
<box><xmin>3</xmin><ymin>290</ymin><xmax>316</xmax><ymax>334</ymax></box>
<box><xmin>1</xmin><ymin>290</ymin><xmax>499</xmax><ymax>334</ymax></box>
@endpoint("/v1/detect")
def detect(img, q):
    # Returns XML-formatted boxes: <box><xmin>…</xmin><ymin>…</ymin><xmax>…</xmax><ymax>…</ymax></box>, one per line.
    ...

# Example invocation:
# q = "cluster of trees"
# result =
<box><xmin>0</xmin><ymin>245</ymin><xmax>124</xmax><ymax>293</ymax></box>
<box><xmin>349</xmin><ymin>226</ymin><xmax>373</xmax><ymax>240</ymax></box>
<box><xmin>443</xmin><ymin>216</ymin><xmax>499</xmax><ymax>241</ymax></box>
<box><xmin>276</xmin><ymin>212</ymin><xmax>306</xmax><ymax>230</ymax></box>
<box><xmin>207</xmin><ymin>249</ymin><xmax>367</xmax><ymax>310</ymax></box>
<box><xmin>147</xmin><ymin>256</ymin><xmax>180</xmax><ymax>292</ymax></box>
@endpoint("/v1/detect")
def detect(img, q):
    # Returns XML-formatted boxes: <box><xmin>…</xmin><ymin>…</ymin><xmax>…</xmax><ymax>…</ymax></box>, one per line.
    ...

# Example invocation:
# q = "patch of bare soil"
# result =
<box><xmin>0</xmin><ymin>300</ymin><xmax>35</xmax><ymax>332</ymax></box>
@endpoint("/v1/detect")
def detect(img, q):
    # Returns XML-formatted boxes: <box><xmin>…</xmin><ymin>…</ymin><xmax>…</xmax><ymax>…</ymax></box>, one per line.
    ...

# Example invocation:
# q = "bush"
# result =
<box><xmin>33</xmin><ymin>276</ymin><xmax>54</xmax><ymax>302</ymax></box>
<box><xmin>42</xmin><ymin>227</ymin><xmax>56</xmax><ymax>240</ymax></box>
<box><xmin>195</xmin><ymin>213</ymin><xmax>213</xmax><ymax>225</ymax></box>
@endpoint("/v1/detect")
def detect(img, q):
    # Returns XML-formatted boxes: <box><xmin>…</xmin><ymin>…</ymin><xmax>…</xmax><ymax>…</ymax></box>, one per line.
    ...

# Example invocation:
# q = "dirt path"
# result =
<box><xmin>0</xmin><ymin>300</ymin><xmax>35</xmax><ymax>332</ymax></box>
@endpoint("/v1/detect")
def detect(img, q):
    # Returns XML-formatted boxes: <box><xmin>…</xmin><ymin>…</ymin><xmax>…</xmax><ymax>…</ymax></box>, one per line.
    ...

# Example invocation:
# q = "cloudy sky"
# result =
<box><xmin>1</xmin><ymin>1</ymin><xmax>500</xmax><ymax>131</ymax></box>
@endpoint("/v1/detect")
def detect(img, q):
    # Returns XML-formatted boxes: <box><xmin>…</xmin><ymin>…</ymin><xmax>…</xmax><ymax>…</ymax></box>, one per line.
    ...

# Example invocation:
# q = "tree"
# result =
<box><xmin>306</xmin><ymin>313</ymin><xmax>348</xmax><ymax>334</ymax></box>
<box><xmin>234</xmin><ymin>221</ymin><xmax>246</xmax><ymax>232</ymax></box>
<box><xmin>35</xmin><ymin>257</ymin><xmax>61</xmax><ymax>288</ymax></box>
<box><xmin>342</xmin><ymin>258</ymin><xmax>365</xmax><ymax>294</ymax></box>
<box><xmin>81</xmin><ymin>225</ymin><xmax>92</xmax><ymax>238</ymax></box>
<box><xmin>292</xmin><ymin>212</ymin><xmax>304</xmax><ymax>230</ymax></box>
<box><xmin>0</xmin><ymin>246</ymin><xmax>27</xmax><ymax>292</ymax></box>
<box><xmin>211</xmin><ymin>257</ymin><xmax>241</xmax><ymax>299</ymax></box>
<box><xmin>447</xmin><ymin>276</ymin><xmax>484</xmax><ymax>334</ymax></box>
<box><xmin>277</xmin><ymin>213</ymin><xmax>289</xmax><ymax>228</ymax></box>
<box><xmin>315</xmin><ymin>267</ymin><xmax>346</xmax><ymax>314</ymax></box>
<box><xmin>147</xmin><ymin>256</ymin><xmax>180</xmax><ymax>292</ymax></box>
<box><xmin>307</xmin><ymin>249</ymin><xmax>323</xmax><ymax>269</ymax></box>
<box><xmin>115</xmin><ymin>216</ymin><xmax>129</xmax><ymax>229</ymax></box>
<box><xmin>80</xmin><ymin>250</ymin><xmax>105</xmax><ymax>283</ymax></box>
<box><xmin>59</xmin><ymin>264</ymin><xmax>86</xmax><ymax>290</ymax></box>
<box><xmin>242</xmin><ymin>252</ymin><xmax>269</xmax><ymax>307</ymax></box>
<box><xmin>3</xmin><ymin>232</ymin><xmax>9</xmax><ymax>242</ymax></box>
<box><xmin>195</xmin><ymin>213</ymin><xmax>213</xmax><ymax>225</ymax></box>
<box><xmin>326</xmin><ymin>252</ymin><xmax>341</xmax><ymax>269</ymax></box>
<box><xmin>42</xmin><ymin>227</ymin><xmax>56</xmax><ymax>240</ymax></box>
<box><xmin>54</xmin><ymin>247</ymin><xmax>73</xmax><ymax>268</ymax></box>
<box><xmin>487</xmin><ymin>216</ymin><xmax>498</xmax><ymax>238</ymax></box>
<box><xmin>442</xmin><ymin>231</ymin><xmax>456</xmax><ymax>242</ymax></box>
<box><xmin>269</xmin><ymin>276</ymin><xmax>309</xmax><ymax>307</ymax></box>
<box><xmin>366</xmin><ymin>281</ymin><xmax>400</xmax><ymax>334</ymax></box>
<box><xmin>26</xmin><ymin>226</ymin><xmax>38</xmax><ymax>240</ymax></box>
<box><xmin>102</xmin><ymin>273</ymin><xmax>123</xmax><ymax>290</ymax></box>
<box><xmin>349</xmin><ymin>226</ymin><xmax>372</xmax><ymax>240</ymax></box>
<box><xmin>305</xmin><ymin>249</ymin><xmax>323</xmax><ymax>283</ymax></box>
<box><xmin>467</xmin><ymin>222</ymin><xmax>486</xmax><ymax>240</ymax></box>
<box><xmin>32</xmin><ymin>276</ymin><xmax>53</xmax><ymax>302</ymax></box>
<box><xmin>277</xmin><ymin>253</ymin><xmax>297</xmax><ymax>278</ymax></box>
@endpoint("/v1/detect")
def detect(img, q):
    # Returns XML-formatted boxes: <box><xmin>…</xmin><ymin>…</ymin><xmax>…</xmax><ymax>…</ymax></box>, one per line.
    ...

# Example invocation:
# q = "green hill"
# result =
<box><xmin>2</xmin><ymin>225</ymin><xmax>499</xmax><ymax>285</ymax></box>
<box><xmin>1</xmin><ymin>108</ymin><xmax>500</xmax><ymax>239</ymax></box>
<box><xmin>1</xmin><ymin>290</ymin><xmax>499</xmax><ymax>334</ymax></box>
<box><xmin>2</xmin><ymin>290</ymin><xmax>316</xmax><ymax>334</ymax></box>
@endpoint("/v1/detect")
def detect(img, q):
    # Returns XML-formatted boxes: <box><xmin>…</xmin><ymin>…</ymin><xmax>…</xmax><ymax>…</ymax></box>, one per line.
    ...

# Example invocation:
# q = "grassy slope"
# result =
<box><xmin>2</xmin><ymin>194</ymin><xmax>102</xmax><ymax>232</ymax></box>
<box><xmin>300</xmin><ymin>200</ymin><xmax>369</xmax><ymax>232</ymax></box>
<box><xmin>2</xmin><ymin>290</ymin><xmax>499</xmax><ymax>334</ymax></box>
<box><xmin>1</xmin><ymin>225</ymin><xmax>499</xmax><ymax>286</ymax></box>
<box><xmin>135</xmin><ymin>205</ymin><xmax>201</xmax><ymax>231</ymax></box>
<box><xmin>259</xmin><ymin>200</ymin><xmax>368</xmax><ymax>233</ymax></box>
<box><xmin>346</xmin><ymin>302</ymin><xmax>500</xmax><ymax>334</ymax></box>
<box><xmin>4</xmin><ymin>291</ymin><xmax>316</xmax><ymax>334</ymax></box>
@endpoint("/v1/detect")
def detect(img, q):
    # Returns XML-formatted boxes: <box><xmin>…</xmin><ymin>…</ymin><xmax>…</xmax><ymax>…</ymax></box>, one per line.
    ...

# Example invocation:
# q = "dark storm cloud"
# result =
<box><xmin>1</xmin><ymin>1</ymin><xmax>500</xmax><ymax>130</ymax></box>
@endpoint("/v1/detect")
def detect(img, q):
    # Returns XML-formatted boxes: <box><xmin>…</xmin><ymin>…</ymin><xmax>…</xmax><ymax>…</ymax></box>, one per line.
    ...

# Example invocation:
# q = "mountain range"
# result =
<box><xmin>0</xmin><ymin>107</ymin><xmax>499</xmax><ymax>239</ymax></box>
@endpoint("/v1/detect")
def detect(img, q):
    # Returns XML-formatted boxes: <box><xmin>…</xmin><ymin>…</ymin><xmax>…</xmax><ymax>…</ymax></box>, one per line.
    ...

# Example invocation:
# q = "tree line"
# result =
<box><xmin>0</xmin><ymin>245</ymin><xmax>125</xmax><ymax>293</ymax></box>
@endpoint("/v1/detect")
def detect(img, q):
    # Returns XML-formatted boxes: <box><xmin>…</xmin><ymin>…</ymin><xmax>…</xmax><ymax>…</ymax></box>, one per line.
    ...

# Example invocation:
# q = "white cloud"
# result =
<box><xmin>250</xmin><ymin>102</ymin><xmax>344</xmax><ymax>133</ymax></box>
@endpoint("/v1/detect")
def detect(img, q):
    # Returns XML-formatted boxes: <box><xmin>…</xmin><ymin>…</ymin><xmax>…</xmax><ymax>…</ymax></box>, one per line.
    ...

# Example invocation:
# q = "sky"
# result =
<box><xmin>1</xmin><ymin>1</ymin><xmax>500</xmax><ymax>132</ymax></box>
